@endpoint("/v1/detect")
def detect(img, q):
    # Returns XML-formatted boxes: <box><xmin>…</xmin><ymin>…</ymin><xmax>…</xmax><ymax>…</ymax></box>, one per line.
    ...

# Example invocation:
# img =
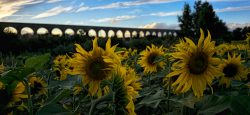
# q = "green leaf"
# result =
<box><xmin>1</xmin><ymin>67</ymin><xmax>35</xmax><ymax>83</ymax></box>
<box><xmin>169</xmin><ymin>93</ymin><xmax>199</xmax><ymax>109</ymax></box>
<box><xmin>138</xmin><ymin>89</ymin><xmax>165</xmax><ymax>108</ymax></box>
<box><xmin>196</xmin><ymin>95</ymin><xmax>250</xmax><ymax>115</ymax></box>
<box><xmin>196</xmin><ymin>95</ymin><xmax>230</xmax><ymax>115</ymax></box>
<box><xmin>36</xmin><ymin>103</ymin><xmax>72</xmax><ymax>115</ymax></box>
<box><xmin>25</xmin><ymin>53</ymin><xmax>51</xmax><ymax>71</ymax></box>
<box><xmin>45</xmin><ymin>89</ymin><xmax>71</xmax><ymax>106</ymax></box>
<box><xmin>48</xmin><ymin>75</ymin><xmax>81</xmax><ymax>89</ymax></box>
<box><xmin>230</xmin><ymin>96</ymin><xmax>250</xmax><ymax>115</ymax></box>
<box><xmin>36</xmin><ymin>89</ymin><xmax>71</xmax><ymax>115</ymax></box>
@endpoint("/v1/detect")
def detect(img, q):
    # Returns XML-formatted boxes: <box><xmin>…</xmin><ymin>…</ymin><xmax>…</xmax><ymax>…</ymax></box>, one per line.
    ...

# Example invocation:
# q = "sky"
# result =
<box><xmin>0</xmin><ymin>0</ymin><xmax>250</xmax><ymax>30</ymax></box>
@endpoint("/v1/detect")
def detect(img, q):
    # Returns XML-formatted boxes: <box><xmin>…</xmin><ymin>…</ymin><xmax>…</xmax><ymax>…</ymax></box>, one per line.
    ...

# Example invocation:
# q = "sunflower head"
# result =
<box><xmin>114</xmin><ymin>65</ymin><xmax>142</xmax><ymax>115</ymax></box>
<box><xmin>53</xmin><ymin>55</ymin><xmax>71</xmax><ymax>80</ymax></box>
<box><xmin>0</xmin><ymin>82</ymin><xmax>28</xmax><ymax>114</ymax></box>
<box><xmin>70</xmin><ymin>37</ymin><xmax>118</xmax><ymax>96</ymax></box>
<box><xmin>166</xmin><ymin>29</ymin><xmax>222</xmax><ymax>97</ymax></box>
<box><xmin>219</xmin><ymin>53</ymin><xmax>247</xmax><ymax>88</ymax></box>
<box><xmin>0</xmin><ymin>63</ymin><xmax>5</xmax><ymax>74</ymax></box>
<box><xmin>0</xmin><ymin>81</ymin><xmax>4</xmax><ymax>89</ymax></box>
<box><xmin>28</xmin><ymin>74</ymin><xmax>47</xmax><ymax>96</ymax></box>
<box><xmin>138</xmin><ymin>44</ymin><xmax>165</xmax><ymax>74</ymax></box>
<box><xmin>188</xmin><ymin>50</ymin><xmax>209</xmax><ymax>74</ymax></box>
<box><xmin>117</xmin><ymin>48</ymin><xmax>129</xmax><ymax>60</ymax></box>
<box><xmin>216</xmin><ymin>43</ymin><xmax>230</xmax><ymax>56</ymax></box>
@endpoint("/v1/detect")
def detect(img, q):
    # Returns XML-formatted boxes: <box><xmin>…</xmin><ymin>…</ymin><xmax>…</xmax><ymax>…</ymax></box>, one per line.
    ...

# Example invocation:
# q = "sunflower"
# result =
<box><xmin>53</xmin><ymin>55</ymin><xmax>72</xmax><ymax>80</ymax></box>
<box><xmin>246</xmin><ymin>33</ymin><xmax>250</xmax><ymax>48</ymax></box>
<box><xmin>218</xmin><ymin>53</ymin><xmax>247</xmax><ymax>88</ymax></box>
<box><xmin>11</xmin><ymin>82</ymin><xmax>28</xmax><ymax>104</ymax></box>
<box><xmin>216</xmin><ymin>43</ymin><xmax>231</xmax><ymax>56</ymax></box>
<box><xmin>0</xmin><ymin>63</ymin><xmax>5</xmax><ymax>74</ymax></box>
<box><xmin>138</xmin><ymin>44</ymin><xmax>165</xmax><ymax>74</ymax></box>
<box><xmin>115</xmin><ymin>65</ymin><xmax>142</xmax><ymax>115</ymax></box>
<box><xmin>166</xmin><ymin>29</ymin><xmax>222</xmax><ymax>97</ymax></box>
<box><xmin>117</xmin><ymin>48</ymin><xmax>129</xmax><ymax>60</ymax></box>
<box><xmin>70</xmin><ymin>37</ymin><xmax>118</xmax><ymax>96</ymax></box>
<box><xmin>0</xmin><ymin>82</ymin><xmax>28</xmax><ymax>114</ymax></box>
<box><xmin>73</xmin><ymin>85</ymin><xmax>83</xmax><ymax>95</ymax></box>
<box><xmin>105</xmin><ymin>38</ymin><xmax>122</xmax><ymax>65</ymax></box>
<box><xmin>128</xmin><ymin>48</ymin><xmax>138</xmax><ymax>57</ymax></box>
<box><xmin>28</xmin><ymin>75</ymin><xmax>47</xmax><ymax>96</ymax></box>
<box><xmin>0</xmin><ymin>81</ymin><xmax>4</xmax><ymax>89</ymax></box>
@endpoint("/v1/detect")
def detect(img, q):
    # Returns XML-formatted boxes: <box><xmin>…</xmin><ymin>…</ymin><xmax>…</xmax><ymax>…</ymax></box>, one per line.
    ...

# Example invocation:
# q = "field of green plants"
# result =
<box><xmin>0</xmin><ymin>29</ymin><xmax>250</xmax><ymax>115</ymax></box>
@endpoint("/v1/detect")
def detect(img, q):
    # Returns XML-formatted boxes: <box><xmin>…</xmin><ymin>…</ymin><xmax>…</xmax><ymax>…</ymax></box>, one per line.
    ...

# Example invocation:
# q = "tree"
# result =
<box><xmin>232</xmin><ymin>28</ymin><xmax>243</xmax><ymax>40</ymax></box>
<box><xmin>178</xmin><ymin>3</ymin><xmax>194</xmax><ymax>38</ymax></box>
<box><xmin>231</xmin><ymin>27</ymin><xmax>250</xmax><ymax>41</ymax></box>
<box><xmin>192</xmin><ymin>0</ymin><xmax>228</xmax><ymax>41</ymax></box>
<box><xmin>192</xmin><ymin>0</ymin><xmax>202</xmax><ymax>40</ymax></box>
<box><xmin>178</xmin><ymin>0</ymin><xmax>229</xmax><ymax>41</ymax></box>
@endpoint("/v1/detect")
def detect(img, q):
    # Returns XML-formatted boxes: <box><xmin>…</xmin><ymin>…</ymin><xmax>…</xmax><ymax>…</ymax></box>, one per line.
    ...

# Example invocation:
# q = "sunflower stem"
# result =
<box><xmin>89</xmin><ymin>92</ymin><xmax>113</xmax><ymax>115</ymax></box>
<box><xmin>181</xmin><ymin>93</ymin><xmax>185</xmax><ymax>115</ymax></box>
<box><xmin>167</xmin><ymin>60</ymin><xmax>171</xmax><ymax>112</ymax></box>
<box><xmin>148</xmin><ymin>74</ymin><xmax>151</xmax><ymax>88</ymax></box>
<box><xmin>24</xmin><ymin>79</ymin><xmax>33</xmax><ymax>115</ymax></box>
<box><xmin>167</xmin><ymin>77</ymin><xmax>171</xmax><ymax>112</ymax></box>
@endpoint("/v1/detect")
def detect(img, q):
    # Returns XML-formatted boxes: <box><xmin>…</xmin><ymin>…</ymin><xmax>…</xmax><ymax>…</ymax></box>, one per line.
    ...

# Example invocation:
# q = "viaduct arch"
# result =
<box><xmin>0</xmin><ymin>22</ymin><xmax>179</xmax><ymax>38</ymax></box>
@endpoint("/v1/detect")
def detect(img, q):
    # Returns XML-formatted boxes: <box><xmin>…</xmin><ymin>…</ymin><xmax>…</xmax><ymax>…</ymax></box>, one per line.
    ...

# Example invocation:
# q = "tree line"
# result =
<box><xmin>178</xmin><ymin>0</ymin><xmax>250</xmax><ymax>42</ymax></box>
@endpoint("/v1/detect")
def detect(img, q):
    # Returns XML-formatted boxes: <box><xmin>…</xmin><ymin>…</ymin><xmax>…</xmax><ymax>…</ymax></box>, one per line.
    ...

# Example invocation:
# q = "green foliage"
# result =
<box><xmin>36</xmin><ymin>89</ymin><xmax>72</xmax><ymax>115</ymax></box>
<box><xmin>111</xmin><ymin>75</ymin><xmax>129</xmax><ymax>115</ymax></box>
<box><xmin>129</xmin><ymin>38</ymin><xmax>150</xmax><ymax>51</ymax></box>
<box><xmin>196</xmin><ymin>95</ymin><xmax>250</xmax><ymax>115</ymax></box>
<box><xmin>25</xmin><ymin>53</ymin><xmax>51</xmax><ymax>71</ymax></box>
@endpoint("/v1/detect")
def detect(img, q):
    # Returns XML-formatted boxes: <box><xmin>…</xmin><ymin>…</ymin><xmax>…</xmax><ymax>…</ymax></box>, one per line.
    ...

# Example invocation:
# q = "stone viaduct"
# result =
<box><xmin>0</xmin><ymin>22</ymin><xmax>179</xmax><ymax>38</ymax></box>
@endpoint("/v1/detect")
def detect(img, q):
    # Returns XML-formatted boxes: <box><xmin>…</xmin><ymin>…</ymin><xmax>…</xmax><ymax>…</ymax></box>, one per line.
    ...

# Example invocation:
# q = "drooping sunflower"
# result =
<box><xmin>115</xmin><ymin>65</ymin><xmax>142</xmax><ymax>115</ymax></box>
<box><xmin>166</xmin><ymin>29</ymin><xmax>222</xmax><ymax>97</ymax></box>
<box><xmin>0</xmin><ymin>63</ymin><xmax>5</xmax><ymax>74</ymax></box>
<box><xmin>218</xmin><ymin>53</ymin><xmax>247</xmax><ymax>88</ymax></box>
<box><xmin>138</xmin><ymin>44</ymin><xmax>165</xmax><ymax>74</ymax></box>
<box><xmin>70</xmin><ymin>37</ymin><xmax>118</xmax><ymax>96</ymax></box>
<box><xmin>28</xmin><ymin>75</ymin><xmax>47</xmax><ymax>96</ymax></box>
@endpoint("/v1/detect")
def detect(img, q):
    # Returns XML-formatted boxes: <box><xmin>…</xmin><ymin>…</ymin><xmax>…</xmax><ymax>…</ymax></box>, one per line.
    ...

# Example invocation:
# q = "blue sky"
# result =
<box><xmin>0</xmin><ymin>0</ymin><xmax>250</xmax><ymax>30</ymax></box>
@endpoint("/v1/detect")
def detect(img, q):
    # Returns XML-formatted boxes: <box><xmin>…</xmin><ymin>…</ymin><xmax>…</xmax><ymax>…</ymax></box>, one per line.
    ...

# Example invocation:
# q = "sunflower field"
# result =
<box><xmin>0</xmin><ymin>29</ymin><xmax>250</xmax><ymax>115</ymax></box>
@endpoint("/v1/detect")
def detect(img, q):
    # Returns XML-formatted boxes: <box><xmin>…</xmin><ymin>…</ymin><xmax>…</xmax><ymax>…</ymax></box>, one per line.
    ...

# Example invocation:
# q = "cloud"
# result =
<box><xmin>76</xmin><ymin>6</ymin><xmax>90</xmax><ymax>12</ymax></box>
<box><xmin>215</xmin><ymin>6</ymin><xmax>250</xmax><ymax>12</ymax></box>
<box><xmin>0</xmin><ymin>0</ymin><xmax>43</xmax><ymax>19</ymax></box>
<box><xmin>47</xmin><ymin>0</ymin><xmax>63</xmax><ymax>3</ymax></box>
<box><xmin>32</xmin><ymin>6</ymin><xmax>73</xmax><ymax>19</ymax></box>
<box><xmin>227</xmin><ymin>23</ymin><xmax>250</xmax><ymax>31</ymax></box>
<box><xmin>139</xmin><ymin>22</ymin><xmax>180</xmax><ymax>29</ymax></box>
<box><xmin>91</xmin><ymin>15</ymin><xmax>136</xmax><ymax>24</ymax></box>
<box><xmin>128</xmin><ymin>9</ymin><xmax>143</xmax><ymax>14</ymax></box>
<box><xmin>149</xmin><ymin>11</ymin><xmax>181</xmax><ymax>17</ymax></box>
<box><xmin>76</xmin><ymin>0</ymin><xmax>180</xmax><ymax>12</ymax></box>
